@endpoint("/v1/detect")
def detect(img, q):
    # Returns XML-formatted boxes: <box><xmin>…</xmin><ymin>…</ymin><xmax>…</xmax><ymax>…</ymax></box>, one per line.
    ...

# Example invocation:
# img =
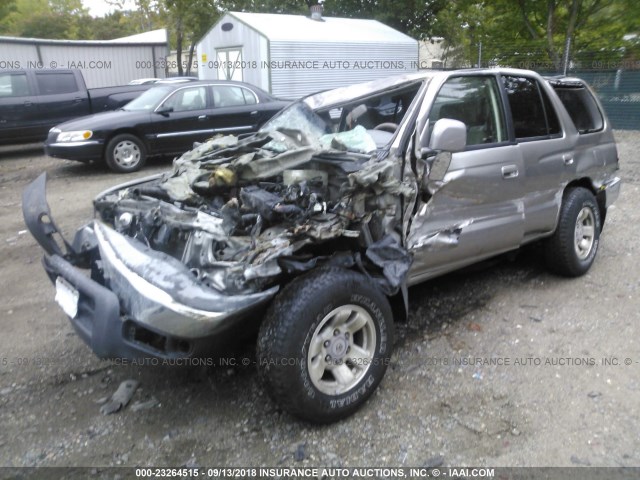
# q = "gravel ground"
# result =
<box><xmin>0</xmin><ymin>131</ymin><xmax>639</xmax><ymax>471</ymax></box>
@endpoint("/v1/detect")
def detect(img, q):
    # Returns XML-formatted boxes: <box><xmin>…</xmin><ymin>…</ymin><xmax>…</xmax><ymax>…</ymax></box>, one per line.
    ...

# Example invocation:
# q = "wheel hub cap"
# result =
<box><xmin>327</xmin><ymin>334</ymin><xmax>349</xmax><ymax>361</ymax></box>
<box><xmin>574</xmin><ymin>206</ymin><xmax>595</xmax><ymax>260</ymax></box>
<box><xmin>114</xmin><ymin>141</ymin><xmax>140</xmax><ymax>167</ymax></box>
<box><xmin>307</xmin><ymin>304</ymin><xmax>377</xmax><ymax>396</ymax></box>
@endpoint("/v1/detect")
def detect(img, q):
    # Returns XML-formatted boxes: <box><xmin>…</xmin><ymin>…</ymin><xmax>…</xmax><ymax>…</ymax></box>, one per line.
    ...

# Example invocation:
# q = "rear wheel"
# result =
<box><xmin>545</xmin><ymin>187</ymin><xmax>601</xmax><ymax>277</ymax></box>
<box><xmin>105</xmin><ymin>134</ymin><xmax>146</xmax><ymax>173</ymax></box>
<box><xmin>257</xmin><ymin>267</ymin><xmax>394</xmax><ymax>423</ymax></box>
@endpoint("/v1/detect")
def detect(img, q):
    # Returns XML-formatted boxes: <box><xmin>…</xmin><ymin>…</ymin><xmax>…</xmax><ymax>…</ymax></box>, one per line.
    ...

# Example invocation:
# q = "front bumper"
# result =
<box><xmin>92</xmin><ymin>221</ymin><xmax>278</xmax><ymax>341</ymax></box>
<box><xmin>44</xmin><ymin>140</ymin><xmax>104</xmax><ymax>162</ymax></box>
<box><xmin>23</xmin><ymin>173</ymin><xmax>279</xmax><ymax>361</ymax></box>
<box><xmin>41</xmin><ymin>252</ymin><xmax>274</xmax><ymax>361</ymax></box>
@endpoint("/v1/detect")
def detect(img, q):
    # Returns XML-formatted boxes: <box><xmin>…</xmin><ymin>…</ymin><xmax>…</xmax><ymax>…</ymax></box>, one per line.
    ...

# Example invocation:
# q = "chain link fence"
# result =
<box><xmin>435</xmin><ymin>44</ymin><xmax>640</xmax><ymax>130</ymax></box>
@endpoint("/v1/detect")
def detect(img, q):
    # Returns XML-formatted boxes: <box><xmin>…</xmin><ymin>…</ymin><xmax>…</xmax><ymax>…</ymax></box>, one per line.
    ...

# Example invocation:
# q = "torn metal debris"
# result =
<box><xmin>100</xmin><ymin>379</ymin><xmax>139</xmax><ymax>415</ymax></box>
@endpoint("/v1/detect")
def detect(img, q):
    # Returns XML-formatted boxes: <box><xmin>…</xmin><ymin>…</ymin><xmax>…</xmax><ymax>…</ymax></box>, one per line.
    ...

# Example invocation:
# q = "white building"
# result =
<box><xmin>0</xmin><ymin>29</ymin><xmax>169</xmax><ymax>88</ymax></box>
<box><xmin>197</xmin><ymin>12</ymin><xmax>419</xmax><ymax>99</ymax></box>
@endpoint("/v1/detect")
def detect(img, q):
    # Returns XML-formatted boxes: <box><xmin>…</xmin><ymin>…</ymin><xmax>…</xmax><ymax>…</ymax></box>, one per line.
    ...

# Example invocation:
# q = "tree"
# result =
<box><xmin>0</xmin><ymin>0</ymin><xmax>17</xmax><ymax>32</ymax></box>
<box><xmin>161</xmin><ymin>0</ymin><xmax>221</xmax><ymax>75</ymax></box>
<box><xmin>432</xmin><ymin>0</ymin><xmax>640</xmax><ymax>72</ymax></box>
<box><xmin>321</xmin><ymin>0</ymin><xmax>447</xmax><ymax>39</ymax></box>
<box><xmin>88</xmin><ymin>10</ymin><xmax>144</xmax><ymax>40</ymax></box>
<box><xmin>0</xmin><ymin>0</ymin><xmax>92</xmax><ymax>39</ymax></box>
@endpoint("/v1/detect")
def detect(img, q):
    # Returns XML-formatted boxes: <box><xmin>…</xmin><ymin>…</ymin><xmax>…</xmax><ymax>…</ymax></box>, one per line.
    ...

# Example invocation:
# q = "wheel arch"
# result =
<box><xmin>266</xmin><ymin>253</ymin><xmax>407</xmax><ymax>324</ymax></box>
<box><xmin>104</xmin><ymin>129</ymin><xmax>150</xmax><ymax>154</ymax></box>
<box><xmin>564</xmin><ymin>177</ymin><xmax>606</xmax><ymax>229</ymax></box>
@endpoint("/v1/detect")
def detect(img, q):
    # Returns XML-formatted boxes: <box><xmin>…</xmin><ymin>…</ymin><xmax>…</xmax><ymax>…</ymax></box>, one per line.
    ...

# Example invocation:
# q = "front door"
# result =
<box><xmin>150</xmin><ymin>85</ymin><xmax>212</xmax><ymax>155</ymax></box>
<box><xmin>407</xmin><ymin>75</ymin><xmax>525</xmax><ymax>282</ymax></box>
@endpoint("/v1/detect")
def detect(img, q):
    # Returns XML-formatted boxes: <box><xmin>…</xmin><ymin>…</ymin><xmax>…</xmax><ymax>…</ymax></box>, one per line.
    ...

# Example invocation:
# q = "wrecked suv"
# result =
<box><xmin>23</xmin><ymin>69</ymin><xmax>621</xmax><ymax>423</ymax></box>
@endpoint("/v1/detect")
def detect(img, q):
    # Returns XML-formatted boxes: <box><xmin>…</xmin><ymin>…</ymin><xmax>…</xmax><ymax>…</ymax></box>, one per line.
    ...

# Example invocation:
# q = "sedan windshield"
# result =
<box><xmin>123</xmin><ymin>86</ymin><xmax>173</xmax><ymax>111</ymax></box>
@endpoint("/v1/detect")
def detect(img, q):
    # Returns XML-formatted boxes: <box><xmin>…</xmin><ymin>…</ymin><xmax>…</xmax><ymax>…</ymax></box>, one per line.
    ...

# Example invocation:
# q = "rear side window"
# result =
<box><xmin>35</xmin><ymin>72</ymin><xmax>79</xmax><ymax>95</ymax></box>
<box><xmin>502</xmin><ymin>76</ymin><xmax>561</xmax><ymax>140</ymax></box>
<box><xmin>0</xmin><ymin>73</ymin><xmax>31</xmax><ymax>97</ymax></box>
<box><xmin>553</xmin><ymin>86</ymin><xmax>604</xmax><ymax>133</ymax></box>
<box><xmin>211</xmin><ymin>86</ymin><xmax>257</xmax><ymax>108</ymax></box>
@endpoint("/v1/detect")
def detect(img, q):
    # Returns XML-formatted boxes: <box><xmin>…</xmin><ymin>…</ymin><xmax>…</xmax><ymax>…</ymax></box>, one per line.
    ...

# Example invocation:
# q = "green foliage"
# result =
<box><xmin>0</xmin><ymin>0</ymin><xmax>637</xmax><ymax>74</ymax></box>
<box><xmin>321</xmin><ymin>0</ymin><xmax>447</xmax><ymax>39</ymax></box>
<box><xmin>0</xmin><ymin>0</ymin><xmax>92</xmax><ymax>39</ymax></box>
<box><xmin>0</xmin><ymin>0</ymin><xmax>17</xmax><ymax>30</ymax></box>
<box><xmin>162</xmin><ymin>0</ymin><xmax>222</xmax><ymax>74</ymax></box>
<box><xmin>431</xmin><ymin>0</ymin><xmax>640</xmax><ymax>72</ymax></box>
<box><xmin>218</xmin><ymin>0</ymin><xmax>308</xmax><ymax>14</ymax></box>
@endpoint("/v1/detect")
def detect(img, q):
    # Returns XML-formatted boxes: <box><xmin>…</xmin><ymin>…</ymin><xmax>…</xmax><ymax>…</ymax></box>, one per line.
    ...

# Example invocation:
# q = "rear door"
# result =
<box><xmin>500</xmin><ymin>75</ymin><xmax>572</xmax><ymax>240</ymax></box>
<box><xmin>408</xmin><ymin>74</ymin><xmax>525</xmax><ymax>281</ymax></box>
<box><xmin>33</xmin><ymin>71</ymin><xmax>90</xmax><ymax>134</ymax></box>
<box><xmin>0</xmin><ymin>71</ymin><xmax>40</xmax><ymax>144</ymax></box>
<box><xmin>207</xmin><ymin>84</ymin><xmax>263</xmax><ymax>134</ymax></box>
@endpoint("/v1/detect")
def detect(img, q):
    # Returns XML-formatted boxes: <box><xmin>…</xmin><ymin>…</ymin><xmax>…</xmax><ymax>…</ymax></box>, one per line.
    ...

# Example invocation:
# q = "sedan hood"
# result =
<box><xmin>53</xmin><ymin>110</ymin><xmax>152</xmax><ymax>132</ymax></box>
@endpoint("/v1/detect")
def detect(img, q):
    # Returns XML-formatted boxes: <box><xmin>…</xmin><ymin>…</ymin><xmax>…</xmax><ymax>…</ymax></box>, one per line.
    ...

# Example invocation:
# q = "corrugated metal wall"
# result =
<box><xmin>196</xmin><ymin>14</ymin><xmax>419</xmax><ymax>99</ymax></box>
<box><xmin>269</xmin><ymin>41</ymin><xmax>418</xmax><ymax>98</ymax></box>
<box><xmin>0</xmin><ymin>39</ymin><xmax>169</xmax><ymax>88</ymax></box>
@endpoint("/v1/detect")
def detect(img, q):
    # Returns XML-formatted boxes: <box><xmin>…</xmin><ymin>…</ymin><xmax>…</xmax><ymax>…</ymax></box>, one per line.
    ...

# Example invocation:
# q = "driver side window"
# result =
<box><xmin>162</xmin><ymin>86</ymin><xmax>207</xmax><ymax>112</ymax></box>
<box><xmin>429</xmin><ymin>76</ymin><xmax>507</xmax><ymax>147</ymax></box>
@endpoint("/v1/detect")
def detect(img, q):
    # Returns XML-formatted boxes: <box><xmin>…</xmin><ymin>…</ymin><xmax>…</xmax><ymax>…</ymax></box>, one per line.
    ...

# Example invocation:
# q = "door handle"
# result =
<box><xmin>250</xmin><ymin>111</ymin><xmax>258</xmax><ymax>116</ymax></box>
<box><xmin>24</xmin><ymin>101</ymin><xmax>33</xmax><ymax>107</ymax></box>
<box><xmin>198</xmin><ymin>115</ymin><xmax>207</xmax><ymax>120</ymax></box>
<box><xmin>563</xmin><ymin>154</ymin><xmax>574</xmax><ymax>165</ymax></box>
<box><xmin>501</xmin><ymin>165</ymin><xmax>519</xmax><ymax>179</ymax></box>
<box><xmin>73</xmin><ymin>97</ymin><xmax>83</xmax><ymax>103</ymax></box>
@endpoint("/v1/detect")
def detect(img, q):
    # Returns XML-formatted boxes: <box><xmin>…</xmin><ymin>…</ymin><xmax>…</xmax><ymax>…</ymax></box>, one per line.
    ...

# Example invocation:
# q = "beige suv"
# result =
<box><xmin>23</xmin><ymin>68</ymin><xmax>621</xmax><ymax>423</ymax></box>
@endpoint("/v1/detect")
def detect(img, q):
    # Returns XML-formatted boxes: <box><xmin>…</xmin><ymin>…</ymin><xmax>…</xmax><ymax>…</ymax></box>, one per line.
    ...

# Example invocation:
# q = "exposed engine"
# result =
<box><xmin>93</xmin><ymin>130</ymin><xmax>414</xmax><ymax>295</ymax></box>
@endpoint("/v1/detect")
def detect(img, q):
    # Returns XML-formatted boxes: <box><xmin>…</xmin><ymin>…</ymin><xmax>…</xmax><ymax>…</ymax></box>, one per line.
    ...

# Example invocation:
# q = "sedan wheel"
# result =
<box><xmin>105</xmin><ymin>134</ymin><xmax>146</xmax><ymax>173</ymax></box>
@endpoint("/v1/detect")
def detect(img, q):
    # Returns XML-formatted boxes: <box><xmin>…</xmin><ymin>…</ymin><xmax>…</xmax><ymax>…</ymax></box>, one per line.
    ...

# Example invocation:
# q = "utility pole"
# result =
<box><xmin>562</xmin><ymin>36</ymin><xmax>571</xmax><ymax>75</ymax></box>
<box><xmin>478</xmin><ymin>41</ymin><xmax>482</xmax><ymax>68</ymax></box>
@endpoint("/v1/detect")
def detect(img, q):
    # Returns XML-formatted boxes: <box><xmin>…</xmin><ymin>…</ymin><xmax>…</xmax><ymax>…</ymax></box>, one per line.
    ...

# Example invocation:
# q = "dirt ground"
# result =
<box><xmin>0</xmin><ymin>132</ymin><xmax>638</xmax><ymax>471</ymax></box>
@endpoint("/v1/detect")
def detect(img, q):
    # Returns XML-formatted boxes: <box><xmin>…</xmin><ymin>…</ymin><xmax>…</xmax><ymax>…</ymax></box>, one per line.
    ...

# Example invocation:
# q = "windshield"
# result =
<box><xmin>259</xmin><ymin>80</ymin><xmax>425</xmax><ymax>153</ymax></box>
<box><xmin>260</xmin><ymin>101</ymin><xmax>330</xmax><ymax>144</ymax></box>
<box><xmin>123</xmin><ymin>86</ymin><xmax>173</xmax><ymax>111</ymax></box>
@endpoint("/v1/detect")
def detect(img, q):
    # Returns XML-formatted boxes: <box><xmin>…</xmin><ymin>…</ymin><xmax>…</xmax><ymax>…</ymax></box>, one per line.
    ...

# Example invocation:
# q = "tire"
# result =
<box><xmin>545</xmin><ymin>187</ymin><xmax>601</xmax><ymax>277</ymax></box>
<box><xmin>105</xmin><ymin>134</ymin><xmax>146</xmax><ymax>173</ymax></box>
<box><xmin>257</xmin><ymin>267</ymin><xmax>394</xmax><ymax>423</ymax></box>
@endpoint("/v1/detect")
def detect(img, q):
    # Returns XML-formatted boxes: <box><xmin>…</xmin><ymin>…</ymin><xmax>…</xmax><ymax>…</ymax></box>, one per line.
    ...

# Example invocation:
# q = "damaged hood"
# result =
<box><xmin>94</xmin><ymin>119</ymin><xmax>416</xmax><ymax>298</ymax></box>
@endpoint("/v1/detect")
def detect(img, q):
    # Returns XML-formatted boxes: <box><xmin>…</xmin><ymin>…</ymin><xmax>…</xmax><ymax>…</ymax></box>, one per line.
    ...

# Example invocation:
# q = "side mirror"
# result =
<box><xmin>428</xmin><ymin>151</ymin><xmax>451</xmax><ymax>182</ymax></box>
<box><xmin>429</xmin><ymin>118</ymin><xmax>467</xmax><ymax>152</ymax></box>
<box><xmin>155</xmin><ymin>105</ymin><xmax>173</xmax><ymax>116</ymax></box>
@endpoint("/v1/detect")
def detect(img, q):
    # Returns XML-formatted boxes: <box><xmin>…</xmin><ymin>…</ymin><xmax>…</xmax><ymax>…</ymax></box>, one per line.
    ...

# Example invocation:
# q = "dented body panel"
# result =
<box><xmin>23</xmin><ymin>68</ymin><xmax>621</xmax><ymax>361</ymax></box>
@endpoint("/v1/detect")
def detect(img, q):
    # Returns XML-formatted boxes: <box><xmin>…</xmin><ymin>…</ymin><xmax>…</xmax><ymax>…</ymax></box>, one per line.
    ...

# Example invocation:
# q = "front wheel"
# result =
<box><xmin>257</xmin><ymin>267</ymin><xmax>394</xmax><ymax>423</ymax></box>
<box><xmin>545</xmin><ymin>187</ymin><xmax>601</xmax><ymax>277</ymax></box>
<box><xmin>105</xmin><ymin>134</ymin><xmax>146</xmax><ymax>173</ymax></box>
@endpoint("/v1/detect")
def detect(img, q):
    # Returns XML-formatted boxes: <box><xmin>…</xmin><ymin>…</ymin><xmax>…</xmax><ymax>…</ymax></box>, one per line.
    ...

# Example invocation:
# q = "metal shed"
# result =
<box><xmin>197</xmin><ymin>12</ymin><xmax>418</xmax><ymax>99</ymax></box>
<box><xmin>0</xmin><ymin>29</ymin><xmax>168</xmax><ymax>88</ymax></box>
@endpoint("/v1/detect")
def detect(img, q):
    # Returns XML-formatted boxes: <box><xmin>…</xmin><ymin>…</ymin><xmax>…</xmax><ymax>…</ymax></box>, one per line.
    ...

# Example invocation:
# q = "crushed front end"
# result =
<box><xmin>23</xmin><ymin>107</ymin><xmax>417</xmax><ymax>361</ymax></box>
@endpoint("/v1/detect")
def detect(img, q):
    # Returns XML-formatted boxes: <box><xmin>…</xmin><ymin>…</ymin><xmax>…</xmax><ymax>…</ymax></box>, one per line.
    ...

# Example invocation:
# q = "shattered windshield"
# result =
<box><xmin>260</xmin><ymin>80</ymin><xmax>425</xmax><ymax>154</ymax></box>
<box><xmin>260</xmin><ymin>102</ymin><xmax>329</xmax><ymax>145</ymax></box>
